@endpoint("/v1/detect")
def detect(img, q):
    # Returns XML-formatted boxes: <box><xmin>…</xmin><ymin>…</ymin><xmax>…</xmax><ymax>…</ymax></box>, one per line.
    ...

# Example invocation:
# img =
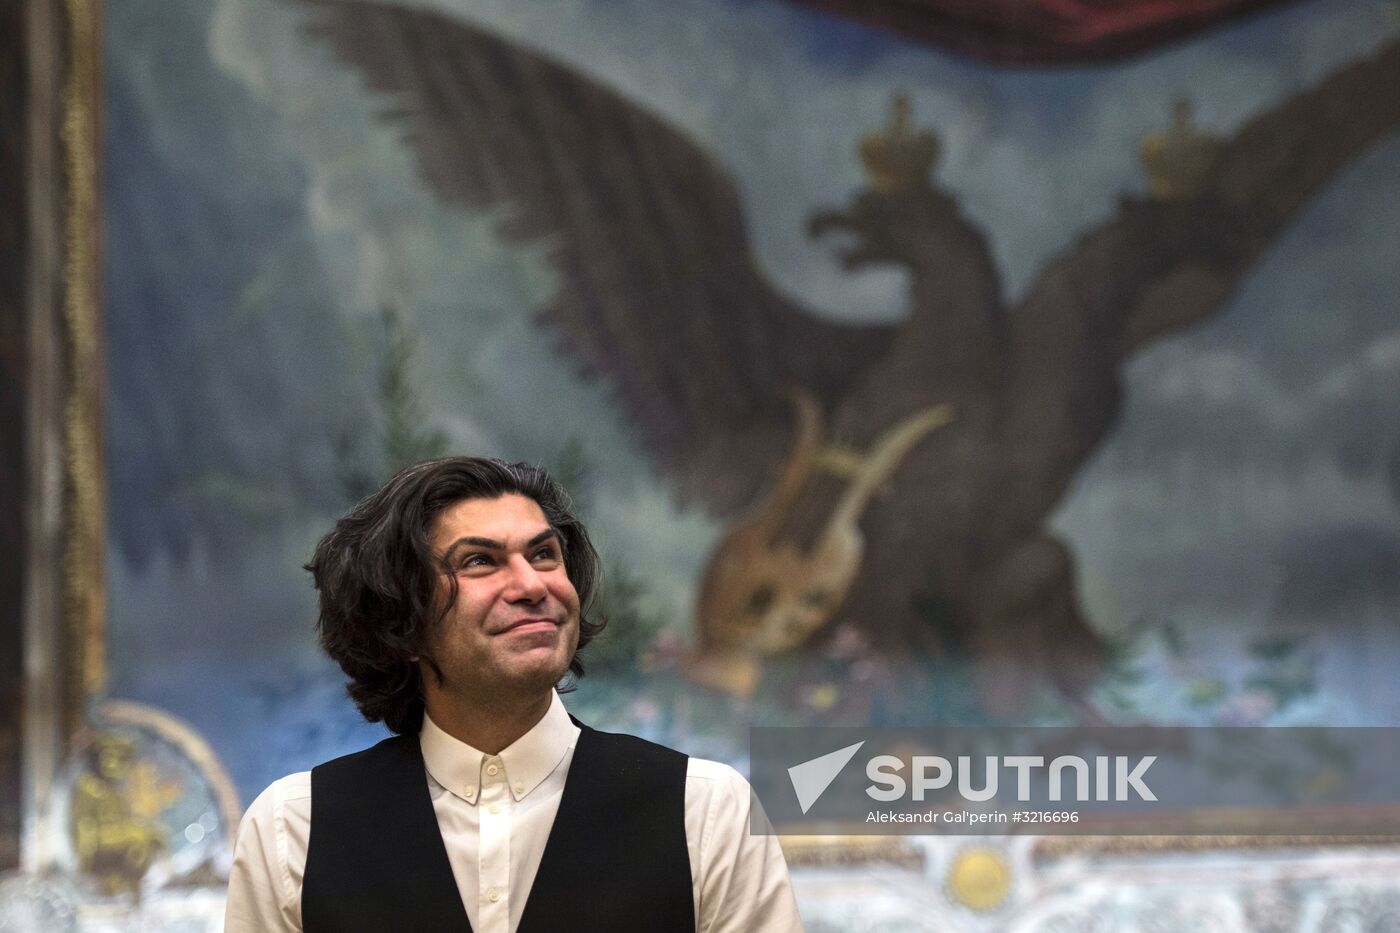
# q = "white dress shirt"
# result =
<box><xmin>225</xmin><ymin>692</ymin><xmax>804</xmax><ymax>933</ymax></box>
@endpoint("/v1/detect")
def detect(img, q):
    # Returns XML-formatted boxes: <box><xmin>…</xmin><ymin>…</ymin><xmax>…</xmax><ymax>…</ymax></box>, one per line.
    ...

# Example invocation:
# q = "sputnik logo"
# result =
<box><xmin>787</xmin><ymin>741</ymin><xmax>866</xmax><ymax>814</ymax></box>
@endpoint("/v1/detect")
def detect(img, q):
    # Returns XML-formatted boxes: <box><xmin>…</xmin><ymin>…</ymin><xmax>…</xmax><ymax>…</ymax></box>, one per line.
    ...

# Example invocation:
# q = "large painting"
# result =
<box><xmin>101</xmin><ymin>0</ymin><xmax>1400</xmax><ymax>845</ymax></box>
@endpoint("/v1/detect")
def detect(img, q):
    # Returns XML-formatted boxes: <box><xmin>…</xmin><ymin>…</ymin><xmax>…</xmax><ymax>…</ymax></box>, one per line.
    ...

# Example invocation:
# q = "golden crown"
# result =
<box><xmin>1139</xmin><ymin>97</ymin><xmax>1224</xmax><ymax>200</ymax></box>
<box><xmin>860</xmin><ymin>93</ymin><xmax>940</xmax><ymax>194</ymax></box>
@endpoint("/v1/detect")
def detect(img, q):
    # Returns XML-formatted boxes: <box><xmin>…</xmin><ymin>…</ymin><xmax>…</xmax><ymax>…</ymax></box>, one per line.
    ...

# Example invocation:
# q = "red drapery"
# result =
<box><xmin>784</xmin><ymin>0</ymin><xmax>1299</xmax><ymax>65</ymax></box>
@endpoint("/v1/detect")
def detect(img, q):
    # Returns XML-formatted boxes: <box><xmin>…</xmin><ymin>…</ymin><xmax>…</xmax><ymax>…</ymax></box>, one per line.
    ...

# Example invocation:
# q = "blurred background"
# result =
<box><xmin>5</xmin><ymin>0</ymin><xmax>1400</xmax><ymax>928</ymax></box>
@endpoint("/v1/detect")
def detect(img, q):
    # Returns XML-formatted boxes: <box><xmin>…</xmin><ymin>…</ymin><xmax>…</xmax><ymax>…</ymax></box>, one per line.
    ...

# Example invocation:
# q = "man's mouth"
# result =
<box><xmin>497</xmin><ymin>618</ymin><xmax>559</xmax><ymax>635</ymax></box>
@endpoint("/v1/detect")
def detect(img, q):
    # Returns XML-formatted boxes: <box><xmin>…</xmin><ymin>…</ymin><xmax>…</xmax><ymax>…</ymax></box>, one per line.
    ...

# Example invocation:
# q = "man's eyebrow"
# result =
<box><xmin>445</xmin><ymin>536</ymin><xmax>503</xmax><ymax>555</ymax></box>
<box><xmin>443</xmin><ymin>528</ymin><xmax>559</xmax><ymax>559</ymax></box>
<box><xmin>526</xmin><ymin>528</ymin><xmax>561</xmax><ymax>548</ymax></box>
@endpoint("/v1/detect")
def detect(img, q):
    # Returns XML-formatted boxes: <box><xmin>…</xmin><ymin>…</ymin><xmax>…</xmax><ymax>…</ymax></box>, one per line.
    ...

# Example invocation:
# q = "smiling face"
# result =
<box><xmin>423</xmin><ymin>493</ymin><xmax>582</xmax><ymax>704</ymax></box>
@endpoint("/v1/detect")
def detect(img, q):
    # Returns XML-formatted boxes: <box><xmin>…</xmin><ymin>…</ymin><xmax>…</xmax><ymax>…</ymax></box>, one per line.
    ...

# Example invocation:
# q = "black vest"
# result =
<box><xmin>302</xmin><ymin>721</ymin><xmax>695</xmax><ymax>933</ymax></box>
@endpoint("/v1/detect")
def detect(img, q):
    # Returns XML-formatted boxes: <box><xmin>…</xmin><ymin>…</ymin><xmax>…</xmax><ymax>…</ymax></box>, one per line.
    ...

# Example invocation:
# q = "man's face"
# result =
<box><xmin>424</xmin><ymin>493</ymin><xmax>581</xmax><ymax>697</ymax></box>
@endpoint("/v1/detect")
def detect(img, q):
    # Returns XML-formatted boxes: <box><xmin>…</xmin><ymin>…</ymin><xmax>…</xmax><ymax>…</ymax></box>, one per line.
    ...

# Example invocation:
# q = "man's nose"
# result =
<box><xmin>503</xmin><ymin>554</ymin><xmax>549</xmax><ymax>603</ymax></box>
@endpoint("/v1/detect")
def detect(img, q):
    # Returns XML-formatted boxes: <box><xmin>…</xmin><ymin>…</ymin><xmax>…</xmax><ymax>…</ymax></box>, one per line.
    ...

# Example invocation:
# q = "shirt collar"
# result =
<box><xmin>420</xmin><ymin>690</ymin><xmax>579</xmax><ymax>804</ymax></box>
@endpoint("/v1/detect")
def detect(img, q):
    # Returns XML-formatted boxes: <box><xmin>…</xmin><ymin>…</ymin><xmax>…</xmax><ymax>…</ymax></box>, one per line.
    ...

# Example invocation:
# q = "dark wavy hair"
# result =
<box><xmin>306</xmin><ymin>456</ymin><xmax>605</xmax><ymax>735</ymax></box>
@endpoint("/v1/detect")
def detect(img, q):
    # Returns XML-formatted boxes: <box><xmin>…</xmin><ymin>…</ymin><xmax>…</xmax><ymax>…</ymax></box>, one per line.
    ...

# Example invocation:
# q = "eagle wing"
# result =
<box><xmin>301</xmin><ymin>0</ymin><xmax>895</xmax><ymax>513</ymax></box>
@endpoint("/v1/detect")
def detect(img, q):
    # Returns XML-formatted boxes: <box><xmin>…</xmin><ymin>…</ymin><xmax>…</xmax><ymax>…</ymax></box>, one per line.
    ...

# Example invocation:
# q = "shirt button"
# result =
<box><xmin>513</xmin><ymin>783</ymin><xmax>524</xmax><ymax>794</ymax></box>
<box><xmin>486</xmin><ymin>763</ymin><xmax>500</xmax><ymax>776</ymax></box>
<box><xmin>487</xmin><ymin>888</ymin><xmax>502</xmax><ymax>903</ymax></box>
<box><xmin>463</xmin><ymin>786</ymin><xmax>475</xmax><ymax>796</ymax></box>
<box><xmin>488</xmin><ymin>803</ymin><xmax>500</xmax><ymax>815</ymax></box>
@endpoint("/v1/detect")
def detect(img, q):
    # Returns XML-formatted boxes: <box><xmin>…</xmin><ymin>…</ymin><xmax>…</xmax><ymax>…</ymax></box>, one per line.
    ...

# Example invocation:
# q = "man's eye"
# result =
<box><xmin>460</xmin><ymin>554</ymin><xmax>492</xmax><ymax>570</ymax></box>
<box><xmin>532</xmin><ymin>547</ymin><xmax>560</xmax><ymax>563</ymax></box>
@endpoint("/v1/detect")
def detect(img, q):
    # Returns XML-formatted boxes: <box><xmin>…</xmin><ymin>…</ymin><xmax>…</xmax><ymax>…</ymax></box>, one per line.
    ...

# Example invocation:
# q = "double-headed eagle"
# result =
<box><xmin>302</xmin><ymin>1</ymin><xmax>1400</xmax><ymax>710</ymax></box>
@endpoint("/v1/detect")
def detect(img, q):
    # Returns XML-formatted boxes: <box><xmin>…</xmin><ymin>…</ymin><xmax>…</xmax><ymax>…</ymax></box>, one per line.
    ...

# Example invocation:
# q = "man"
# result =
<box><xmin>225</xmin><ymin>456</ymin><xmax>804</xmax><ymax>932</ymax></box>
